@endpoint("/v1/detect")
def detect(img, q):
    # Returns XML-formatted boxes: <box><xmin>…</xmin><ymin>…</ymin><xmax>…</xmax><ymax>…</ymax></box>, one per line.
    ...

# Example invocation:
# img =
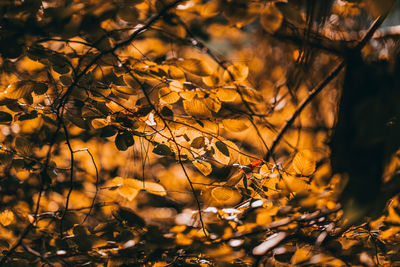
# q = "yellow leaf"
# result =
<box><xmin>213</xmin><ymin>144</ymin><xmax>230</xmax><ymax>165</ymax></box>
<box><xmin>0</xmin><ymin>210</ymin><xmax>15</xmax><ymax>226</ymax></box>
<box><xmin>111</xmin><ymin>177</ymin><xmax>167</xmax><ymax>201</ymax></box>
<box><xmin>239</xmin><ymin>154</ymin><xmax>252</xmax><ymax>166</ymax></box>
<box><xmin>183</xmin><ymin>99</ymin><xmax>212</xmax><ymax>118</ymax></box>
<box><xmin>168</xmin><ymin>65</ymin><xmax>186</xmax><ymax>81</ymax></box>
<box><xmin>201</xmin><ymin>0</ymin><xmax>220</xmax><ymax>18</ymax></box>
<box><xmin>179</xmin><ymin>90</ymin><xmax>196</xmax><ymax>100</ymax></box>
<box><xmin>256</xmin><ymin>207</ymin><xmax>279</xmax><ymax>225</ymax></box>
<box><xmin>281</xmin><ymin>175</ymin><xmax>309</xmax><ymax>194</ymax></box>
<box><xmin>193</xmin><ymin>161</ymin><xmax>212</xmax><ymax>176</ymax></box>
<box><xmin>222</xmin><ymin>119</ymin><xmax>249</xmax><ymax>132</ymax></box>
<box><xmin>203</xmin><ymin>96</ymin><xmax>221</xmax><ymax>113</ymax></box>
<box><xmin>176</xmin><ymin>233</ymin><xmax>193</xmax><ymax>246</ymax></box>
<box><xmin>260</xmin><ymin>3</ymin><xmax>283</xmax><ymax>34</ymax></box>
<box><xmin>123</xmin><ymin>178</ymin><xmax>167</xmax><ymax>196</ymax></box>
<box><xmin>117</xmin><ymin>185</ymin><xmax>139</xmax><ymax>201</ymax></box>
<box><xmin>223</xmin><ymin>63</ymin><xmax>249</xmax><ymax>83</ymax></box>
<box><xmin>159</xmin><ymin>87</ymin><xmax>180</xmax><ymax>104</ymax></box>
<box><xmin>169</xmin><ymin>80</ymin><xmax>183</xmax><ymax>91</ymax></box>
<box><xmin>179</xmin><ymin>58</ymin><xmax>213</xmax><ymax>77</ymax></box>
<box><xmin>202</xmin><ymin>73</ymin><xmax>220</xmax><ymax>86</ymax></box>
<box><xmin>239</xmin><ymin>86</ymin><xmax>263</xmax><ymax>104</ymax></box>
<box><xmin>216</xmin><ymin>88</ymin><xmax>239</xmax><ymax>102</ymax></box>
<box><xmin>211</xmin><ymin>187</ymin><xmax>241</xmax><ymax>204</ymax></box>
<box><xmin>293</xmin><ymin>150</ymin><xmax>316</xmax><ymax>176</ymax></box>
<box><xmin>291</xmin><ymin>247</ymin><xmax>311</xmax><ymax>265</ymax></box>
<box><xmin>91</xmin><ymin>118</ymin><xmax>109</xmax><ymax>129</ymax></box>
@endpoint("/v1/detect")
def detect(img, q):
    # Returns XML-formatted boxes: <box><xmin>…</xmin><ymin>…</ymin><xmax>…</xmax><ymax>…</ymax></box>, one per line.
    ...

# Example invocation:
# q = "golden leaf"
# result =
<box><xmin>169</xmin><ymin>80</ymin><xmax>183</xmax><ymax>92</ymax></box>
<box><xmin>293</xmin><ymin>150</ymin><xmax>316</xmax><ymax>176</ymax></box>
<box><xmin>222</xmin><ymin>119</ymin><xmax>249</xmax><ymax>132</ymax></box>
<box><xmin>159</xmin><ymin>87</ymin><xmax>180</xmax><ymax>104</ymax></box>
<box><xmin>260</xmin><ymin>4</ymin><xmax>283</xmax><ymax>34</ymax></box>
<box><xmin>211</xmin><ymin>187</ymin><xmax>241</xmax><ymax>204</ymax></box>
<box><xmin>179</xmin><ymin>90</ymin><xmax>196</xmax><ymax>100</ymax></box>
<box><xmin>202</xmin><ymin>73</ymin><xmax>220</xmax><ymax>86</ymax></box>
<box><xmin>213</xmin><ymin>143</ymin><xmax>231</xmax><ymax>165</ymax></box>
<box><xmin>117</xmin><ymin>185</ymin><xmax>139</xmax><ymax>201</ymax></box>
<box><xmin>216</xmin><ymin>88</ymin><xmax>239</xmax><ymax>102</ymax></box>
<box><xmin>179</xmin><ymin>58</ymin><xmax>213</xmax><ymax>77</ymax></box>
<box><xmin>203</xmin><ymin>96</ymin><xmax>221</xmax><ymax>113</ymax></box>
<box><xmin>239</xmin><ymin>86</ymin><xmax>263</xmax><ymax>104</ymax></box>
<box><xmin>123</xmin><ymin>75</ymin><xmax>141</xmax><ymax>90</ymax></box>
<box><xmin>168</xmin><ymin>65</ymin><xmax>186</xmax><ymax>81</ymax></box>
<box><xmin>291</xmin><ymin>247</ymin><xmax>311</xmax><ymax>265</ymax></box>
<box><xmin>91</xmin><ymin>118</ymin><xmax>109</xmax><ymax>129</ymax></box>
<box><xmin>0</xmin><ymin>210</ymin><xmax>15</xmax><ymax>226</ymax></box>
<box><xmin>193</xmin><ymin>161</ymin><xmax>212</xmax><ymax>176</ymax></box>
<box><xmin>223</xmin><ymin>63</ymin><xmax>249</xmax><ymax>83</ymax></box>
<box><xmin>201</xmin><ymin>0</ymin><xmax>220</xmax><ymax>18</ymax></box>
<box><xmin>111</xmin><ymin>177</ymin><xmax>167</xmax><ymax>201</ymax></box>
<box><xmin>183</xmin><ymin>99</ymin><xmax>212</xmax><ymax>118</ymax></box>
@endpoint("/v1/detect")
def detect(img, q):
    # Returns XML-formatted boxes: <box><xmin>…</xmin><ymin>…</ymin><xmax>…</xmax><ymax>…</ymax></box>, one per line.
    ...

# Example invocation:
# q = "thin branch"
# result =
<box><xmin>59</xmin><ymin>118</ymin><xmax>74</xmax><ymax>235</ymax></box>
<box><xmin>72</xmin><ymin>148</ymin><xmax>99</xmax><ymax>224</ymax></box>
<box><xmin>264</xmin><ymin>60</ymin><xmax>345</xmax><ymax>161</ymax></box>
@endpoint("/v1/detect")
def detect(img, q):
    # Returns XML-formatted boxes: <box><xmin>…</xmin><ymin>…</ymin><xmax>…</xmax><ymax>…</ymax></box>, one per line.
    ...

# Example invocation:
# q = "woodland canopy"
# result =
<box><xmin>0</xmin><ymin>0</ymin><xmax>400</xmax><ymax>266</ymax></box>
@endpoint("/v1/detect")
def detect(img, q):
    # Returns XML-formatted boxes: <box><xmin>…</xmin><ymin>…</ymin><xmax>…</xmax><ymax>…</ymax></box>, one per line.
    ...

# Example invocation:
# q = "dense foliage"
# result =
<box><xmin>0</xmin><ymin>0</ymin><xmax>399</xmax><ymax>266</ymax></box>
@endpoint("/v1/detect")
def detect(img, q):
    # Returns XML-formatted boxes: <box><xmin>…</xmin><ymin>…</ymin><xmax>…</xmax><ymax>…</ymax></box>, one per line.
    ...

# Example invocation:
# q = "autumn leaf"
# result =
<box><xmin>0</xmin><ymin>210</ymin><xmax>15</xmax><ymax>226</ymax></box>
<box><xmin>222</xmin><ymin>118</ymin><xmax>249</xmax><ymax>132</ymax></box>
<box><xmin>179</xmin><ymin>58</ymin><xmax>213</xmax><ymax>77</ymax></box>
<box><xmin>223</xmin><ymin>63</ymin><xmax>249</xmax><ymax>83</ymax></box>
<box><xmin>183</xmin><ymin>98</ymin><xmax>212</xmax><ymax>118</ymax></box>
<box><xmin>193</xmin><ymin>160</ymin><xmax>212</xmax><ymax>176</ymax></box>
<box><xmin>211</xmin><ymin>187</ymin><xmax>241</xmax><ymax>205</ymax></box>
<box><xmin>260</xmin><ymin>3</ymin><xmax>283</xmax><ymax>33</ymax></box>
<box><xmin>292</xmin><ymin>150</ymin><xmax>316</xmax><ymax>176</ymax></box>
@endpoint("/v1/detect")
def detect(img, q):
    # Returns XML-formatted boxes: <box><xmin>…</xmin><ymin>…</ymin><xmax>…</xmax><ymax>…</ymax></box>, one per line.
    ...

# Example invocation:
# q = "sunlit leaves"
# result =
<box><xmin>91</xmin><ymin>118</ymin><xmax>109</xmax><ymax>129</ymax></box>
<box><xmin>159</xmin><ymin>87</ymin><xmax>180</xmax><ymax>104</ymax></box>
<box><xmin>183</xmin><ymin>98</ymin><xmax>212</xmax><ymax>118</ymax></box>
<box><xmin>179</xmin><ymin>58</ymin><xmax>213</xmax><ymax>77</ymax></box>
<box><xmin>222</xmin><ymin>118</ymin><xmax>249</xmax><ymax>132</ymax></box>
<box><xmin>0</xmin><ymin>210</ymin><xmax>15</xmax><ymax>226</ymax></box>
<box><xmin>211</xmin><ymin>187</ymin><xmax>241</xmax><ymax>205</ymax></box>
<box><xmin>193</xmin><ymin>160</ymin><xmax>212</xmax><ymax>176</ymax></box>
<box><xmin>109</xmin><ymin>177</ymin><xmax>167</xmax><ymax>201</ymax></box>
<box><xmin>293</xmin><ymin>150</ymin><xmax>316</xmax><ymax>176</ymax></box>
<box><xmin>216</xmin><ymin>88</ymin><xmax>239</xmax><ymax>102</ymax></box>
<box><xmin>260</xmin><ymin>3</ymin><xmax>283</xmax><ymax>34</ymax></box>
<box><xmin>5</xmin><ymin>80</ymin><xmax>48</xmax><ymax>99</ymax></box>
<box><xmin>223</xmin><ymin>63</ymin><xmax>249</xmax><ymax>83</ymax></box>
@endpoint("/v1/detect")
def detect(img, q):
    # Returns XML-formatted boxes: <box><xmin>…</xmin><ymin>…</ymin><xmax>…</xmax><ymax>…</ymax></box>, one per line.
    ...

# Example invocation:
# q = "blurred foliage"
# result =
<box><xmin>0</xmin><ymin>0</ymin><xmax>399</xmax><ymax>266</ymax></box>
